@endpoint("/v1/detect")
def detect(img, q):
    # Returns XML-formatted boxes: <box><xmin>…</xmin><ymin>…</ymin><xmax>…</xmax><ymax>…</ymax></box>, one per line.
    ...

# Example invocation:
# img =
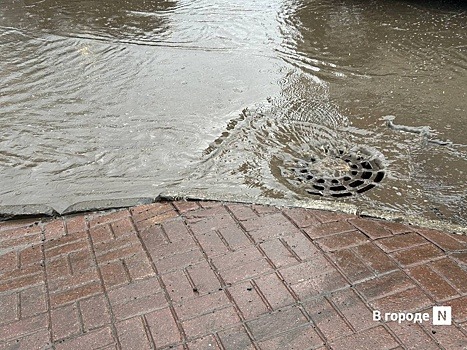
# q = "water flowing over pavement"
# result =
<box><xmin>0</xmin><ymin>201</ymin><xmax>466</xmax><ymax>349</ymax></box>
<box><xmin>0</xmin><ymin>2</ymin><xmax>466</xmax><ymax>223</ymax></box>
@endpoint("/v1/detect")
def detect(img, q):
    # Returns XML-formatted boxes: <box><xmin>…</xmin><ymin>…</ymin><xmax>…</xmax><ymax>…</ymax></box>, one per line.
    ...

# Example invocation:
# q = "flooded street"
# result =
<box><xmin>1</xmin><ymin>0</ymin><xmax>466</xmax><ymax>225</ymax></box>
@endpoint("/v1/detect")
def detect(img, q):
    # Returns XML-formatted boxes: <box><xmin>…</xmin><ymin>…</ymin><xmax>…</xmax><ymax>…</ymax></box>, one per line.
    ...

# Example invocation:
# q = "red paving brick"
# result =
<box><xmin>0</xmin><ymin>200</ymin><xmax>466</xmax><ymax>349</ymax></box>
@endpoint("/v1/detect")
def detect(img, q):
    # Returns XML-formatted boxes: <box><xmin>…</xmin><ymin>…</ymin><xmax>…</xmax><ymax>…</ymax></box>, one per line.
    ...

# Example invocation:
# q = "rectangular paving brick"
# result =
<box><xmin>279</xmin><ymin>255</ymin><xmax>336</xmax><ymax>285</ymax></box>
<box><xmin>136</xmin><ymin>211</ymin><xmax>179</xmax><ymax>231</ymax></box>
<box><xmin>51</xmin><ymin>303</ymin><xmax>81</xmax><ymax>341</ymax></box>
<box><xmin>329</xmin><ymin>249</ymin><xmax>374</xmax><ymax>283</ymax></box>
<box><xmin>0</xmin><ymin>224</ymin><xmax>41</xmax><ymax>241</ymax></box>
<box><xmin>116</xmin><ymin>317</ymin><xmax>151</xmax><ymax>350</ymax></box>
<box><xmin>107</xmin><ymin>277</ymin><xmax>161</xmax><ymax>305</ymax></box>
<box><xmin>64</xmin><ymin>215</ymin><xmax>87</xmax><ymax>234</ymax></box>
<box><xmin>312</xmin><ymin>210</ymin><xmax>353</xmax><ymax>224</ymax></box>
<box><xmin>49</xmin><ymin>281</ymin><xmax>102</xmax><ymax>308</ymax></box>
<box><xmin>328</xmin><ymin>326</ymin><xmax>399</xmax><ymax>350</ymax></box>
<box><xmin>304</xmin><ymin>220</ymin><xmax>355</xmax><ymax>239</ymax></box>
<box><xmin>253</xmin><ymin>273</ymin><xmax>295</xmax><ymax>310</ymax></box>
<box><xmin>0</xmin><ymin>251</ymin><xmax>17</xmax><ymax>275</ymax></box>
<box><xmin>48</xmin><ymin>268</ymin><xmax>99</xmax><ymax>294</ymax></box>
<box><xmin>407</xmin><ymin>265</ymin><xmax>459</xmax><ymax>301</ymax></box>
<box><xmin>421</xmin><ymin>323</ymin><xmax>467</xmax><ymax>350</ymax></box>
<box><xmin>161</xmin><ymin>218</ymin><xmax>193</xmax><ymax>243</ymax></box>
<box><xmin>303</xmin><ymin>296</ymin><xmax>353</xmax><ymax>340</ymax></box>
<box><xmin>100</xmin><ymin>260</ymin><xmax>130</xmax><ymax>289</ymax></box>
<box><xmin>79</xmin><ymin>295</ymin><xmax>111</xmax><ymax>331</ymax></box>
<box><xmin>0</xmin><ymin>313</ymin><xmax>48</xmax><ymax>342</ymax></box>
<box><xmin>329</xmin><ymin>288</ymin><xmax>375</xmax><ymax>332</ymax></box>
<box><xmin>211</xmin><ymin>247</ymin><xmax>263</xmax><ymax>272</ymax></box>
<box><xmin>226</xmin><ymin>204</ymin><xmax>258</xmax><ymax>221</ymax></box>
<box><xmin>380</xmin><ymin>221</ymin><xmax>412</xmax><ymax>235</ymax></box>
<box><xmin>371</xmin><ymin>287</ymin><xmax>434</xmax><ymax>313</ymax></box>
<box><xmin>376</xmin><ymin>233</ymin><xmax>428</xmax><ymax>253</ymax></box>
<box><xmin>109</xmin><ymin>218</ymin><xmax>135</xmax><ymax>238</ymax></box>
<box><xmin>445</xmin><ymin>296</ymin><xmax>467</xmax><ymax>323</ymax></box>
<box><xmin>146</xmin><ymin>307</ymin><xmax>182</xmax><ymax>348</ymax></box>
<box><xmin>173</xmin><ymin>200</ymin><xmax>200</xmax><ymax>213</ymax></box>
<box><xmin>316</xmin><ymin>230</ymin><xmax>369</xmax><ymax>252</ymax></box>
<box><xmin>0</xmin><ymin>328</ymin><xmax>50</xmax><ymax>350</ymax></box>
<box><xmin>0</xmin><ymin>234</ymin><xmax>42</xmax><ymax>251</ymax></box>
<box><xmin>112</xmin><ymin>292</ymin><xmax>167</xmax><ymax>321</ymax></box>
<box><xmin>353</xmin><ymin>243</ymin><xmax>399</xmax><ymax>275</ymax></box>
<box><xmin>349</xmin><ymin>218</ymin><xmax>393</xmax><ymax>239</ymax></box>
<box><xmin>182</xmin><ymin>306</ymin><xmax>240</xmax><ymax>339</ymax></box>
<box><xmin>241</xmin><ymin>213</ymin><xmax>301</xmax><ymax>242</ymax></box>
<box><xmin>388</xmin><ymin>322</ymin><xmax>442</xmax><ymax>350</ymax></box>
<box><xmin>0</xmin><ymin>272</ymin><xmax>43</xmax><ymax>293</ymax></box>
<box><xmin>429</xmin><ymin>258</ymin><xmax>467</xmax><ymax>293</ymax></box>
<box><xmin>195</xmin><ymin>230</ymin><xmax>230</xmax><ymax>257</ymax></box>
<box><xmin>0</xmin><ymin>293</ymin><xmax>18</xmax><ymax>325</ymax></box>
<box><xmin>69</xmin><ymin>249</ymin><xmax>94</xmax><ymax>273</ymax></box>
<box><xmin>20</xmin><ymin>285</ymin><xmax>47</xmax><ymax>318</ymax></box>
<box><xmin>46</xmin><ymin>256</ymin><xmax>70</xmax><ymax>278</ymax></box>
<box><xmin>174</xmin><ymin>291</ymin><xmax>230</xmax><ymax>321</ymax></box>
<box><xmin>228</xmin><ymin>281</ymin><xmax>269</xmax><ymax>319</ymax></box>
<box><xmin>257</xmin><ymin>323</ymin><xmax>324</xmax><ymax>349</ymax></box>
<box><xmin>125</xmin><ymin>253</ymin><xmax>154</xmax><ymax>281</ymax></box>
<box><xmin>283</xmin><ymin>207</ymin><xmax>320</xmax><ymax>228</ymax></box>
<box><xmin>163</xmin><ymin>270</ymin><xmax>199</xmax><ymax>303</ymax></box>
<box><xmin>185</xmin><ymin>261</ymin><xmax>222</xmax><ymax>295</ymax></box>
<box><xmin>260</xmin><ymin>239</ymin><xmax>299</xmax><ymax>268</ymax></box>
<box><xmin>130</xmin><ymin>203</ymin><xmax>173</xmax><ymax>223</ymax></box>
<box><xmin>417</xmin><ymin>228</ymin><xmax>466</xmax><ymax>251</ymax></box>
<box><xmin>221</xmin><ymin>259</ymin><xmax>273</xmax><ymax>285</ymax></box>
<box><xmin>140</xmin><ymin>228</ymin><xmax>197</xmax><ymax>259</ymax></box>
<box><xmin>217</xmin><ymin>225</ymin><xmax>252</xmax><ymax>250</ymax></box>
<box><xmin>43</xmin><ymin>220</ymin><xmax>66</xmax><ymax>240</ymax></box>
<box><xmin>290</xmin><ymin>270</ymin><xmax>348</xmax><ymax>300</ymax></box>
<box><xmin>18</xmin><ymin>246</ymin><xmax>42</xmax><ymax>267</ymax></box>
<box><xmin>55</xmin><ymin>326</ymin><xmax>115</xmax><ymax>350</ymax></box>
<box><xmin>187</xmin><ymin>335</ymin><xmax>221</xmax><ymax>350</ymax></box>
<box><xmin>154</xmin><ymin>249</ymin><xmax>205</xmax><ymax>274</ymax></box>
<box><xmin>391</xmin><ymin>243</ymin><xmax>444</xmax><ymax>267</ymax></box>
<box><xmin>89</xmin><ymin>224</ymin><xmax>114</xmax><ymax>244</ymax></box>
<box><xmin>217</xmin><ymin>325</ymin><xmax>254</xmax><ymax>350</ymax></box>
<box><xmin>246</xmin><ymin>307</ymin><xmax>308</xmax><ymax>341</ymax></box>
<box><xmin>89</xmin><ymin>210</ymin><xmax>131</xmax><ymax>227</ymax></box>
<box><xmin>282</xmin><ymin>233</ymin><xmax>321</xmax><ymax>261</ymax></box>
<box><xmin>355</xmin><ymin>271</ymin><xmax>415</xmax><ymax>301</ymax></box>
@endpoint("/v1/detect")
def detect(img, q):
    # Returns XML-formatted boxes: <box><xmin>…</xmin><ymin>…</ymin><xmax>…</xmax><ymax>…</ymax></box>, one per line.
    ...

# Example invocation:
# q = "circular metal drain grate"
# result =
<box><xmin>282</xmin><ymin>146</ymin><xmax>385</xmax><ymax>197</ymax></box>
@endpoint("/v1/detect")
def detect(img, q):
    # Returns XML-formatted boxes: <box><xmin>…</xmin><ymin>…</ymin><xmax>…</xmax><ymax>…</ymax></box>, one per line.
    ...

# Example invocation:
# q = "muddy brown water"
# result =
<box><xmin>1</xmin><ymin>0</ymin><xmax>466</xmax><ymax>225</ymax></box>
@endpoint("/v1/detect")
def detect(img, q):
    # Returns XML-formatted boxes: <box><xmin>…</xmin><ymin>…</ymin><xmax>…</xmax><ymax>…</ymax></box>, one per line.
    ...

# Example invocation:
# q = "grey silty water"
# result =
<box><xmin>0</xmin><ymin>0</ymin><xmax>466</xmax><ymax>225</ymax></box>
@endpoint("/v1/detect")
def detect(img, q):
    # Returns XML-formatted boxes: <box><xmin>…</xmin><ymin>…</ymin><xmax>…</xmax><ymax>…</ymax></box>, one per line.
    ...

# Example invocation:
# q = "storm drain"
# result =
<box><xmin>280</xmin><ymin>146</ymin><xmax>385</xmax><ymax>197</ymax></box>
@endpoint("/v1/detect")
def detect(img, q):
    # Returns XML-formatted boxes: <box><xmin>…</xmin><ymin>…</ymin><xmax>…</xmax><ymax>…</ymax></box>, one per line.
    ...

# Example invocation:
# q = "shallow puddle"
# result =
<box><xmin>0</xmin><ymin>0</ymin><xmax>466</xmax><ymax>225</ymax></box>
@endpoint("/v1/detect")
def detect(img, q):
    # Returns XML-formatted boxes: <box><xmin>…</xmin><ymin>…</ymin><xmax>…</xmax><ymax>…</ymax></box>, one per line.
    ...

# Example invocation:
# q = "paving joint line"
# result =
<box><xmin>225</xmin><ymin>204</ymin><xmax>333</xmax><ymax>349</ymax></box>
<box><xmin>178</xmin><ymin>203</ymin><xmax>260</xmax><ymax>350</ymax></box>
<box><xmin>128</xmin><ymin>214</ymin><xmax>188</xmax><ymax>349</ymax></box>
<box><xmin>40</xmin><ymin>224</ymin><xmax>55</xmax><ymax>349</ymax></box>
<box><xmin>84</xmin><ymin>219</ymin><xmax>122</xmax><ymax>350</ymax></box>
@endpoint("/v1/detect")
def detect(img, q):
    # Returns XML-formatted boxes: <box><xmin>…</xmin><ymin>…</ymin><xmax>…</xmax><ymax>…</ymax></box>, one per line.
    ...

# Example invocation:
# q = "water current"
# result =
<box><xmin>1</xmin><ymin>0</ymin><xmax>466</xmax><ymax>225</ymax></box>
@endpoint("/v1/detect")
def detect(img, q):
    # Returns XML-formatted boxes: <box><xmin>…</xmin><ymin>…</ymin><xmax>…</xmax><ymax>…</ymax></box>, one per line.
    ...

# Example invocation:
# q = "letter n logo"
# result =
<box><xmin>432</xmin><ymin>306</ymin><xmax>452</xmax><ymax>325</ymax></box>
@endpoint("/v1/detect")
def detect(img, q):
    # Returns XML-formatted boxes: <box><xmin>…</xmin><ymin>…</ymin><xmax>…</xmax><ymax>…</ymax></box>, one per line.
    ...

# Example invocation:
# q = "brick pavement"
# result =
<box><xmin>0</xmin><ymin>201</ymin><xmax>466</xmax><ymax>349</ymax></box>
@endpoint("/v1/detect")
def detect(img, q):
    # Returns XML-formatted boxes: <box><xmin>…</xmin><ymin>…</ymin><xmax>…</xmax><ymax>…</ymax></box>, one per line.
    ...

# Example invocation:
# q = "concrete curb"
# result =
<box><xmin>61</xmin><ymin>197</ymin><xmax>158</xmax><ymax>215</ymax></box>
<box><xmin>0</xmin><ymin>191</ymin><xmax>465</xmax><ymax>234</ymax></box>
<box><xmin>0</xmin><ymin>204</ymin><xmax>58</xmax><ymax>220</ymax></box>
<box><xmin>160</xmin><ymin>189</ymin><xmax>467</xmax><ymax>235</ymax></box>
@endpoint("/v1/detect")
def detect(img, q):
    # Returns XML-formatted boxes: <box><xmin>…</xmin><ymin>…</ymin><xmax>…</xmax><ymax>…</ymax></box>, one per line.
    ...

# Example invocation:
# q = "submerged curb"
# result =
<box><xmin>161</xmin><ymin>189</ymin><xmax>467</xmax><ymax>235</ymax></box>
<box><xmin>0</xmin><ymin>191</ymin><xmax>465</xmax><ymax>235</ymax></box>
<box><xmin>0</xmin><ymin>204</ymin><xmax>58</xmax><ymax>220</ymax></box>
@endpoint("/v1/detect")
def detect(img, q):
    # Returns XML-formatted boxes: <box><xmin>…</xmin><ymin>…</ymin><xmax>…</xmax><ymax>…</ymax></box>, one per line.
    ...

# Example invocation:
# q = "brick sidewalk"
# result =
<box><xmin>0</xmin><ymin>201</ymin><xmax>466</xmax><ymax>349</ymax></box>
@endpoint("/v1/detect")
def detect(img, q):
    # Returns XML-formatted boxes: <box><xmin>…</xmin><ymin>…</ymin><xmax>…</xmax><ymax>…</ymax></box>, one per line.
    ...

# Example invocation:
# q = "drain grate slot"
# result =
<box><xmin>281</xmin><ymin>146</ymin><xmax>386</xmax><ymax>197</ymax></box>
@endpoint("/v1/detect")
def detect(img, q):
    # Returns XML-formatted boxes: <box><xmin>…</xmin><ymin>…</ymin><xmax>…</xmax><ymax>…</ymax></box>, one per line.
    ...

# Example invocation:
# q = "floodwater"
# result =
<box><xmin>1</xmin><ymin>0</ymin><xmax>466</xmax><ymax>225</ymax></box>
